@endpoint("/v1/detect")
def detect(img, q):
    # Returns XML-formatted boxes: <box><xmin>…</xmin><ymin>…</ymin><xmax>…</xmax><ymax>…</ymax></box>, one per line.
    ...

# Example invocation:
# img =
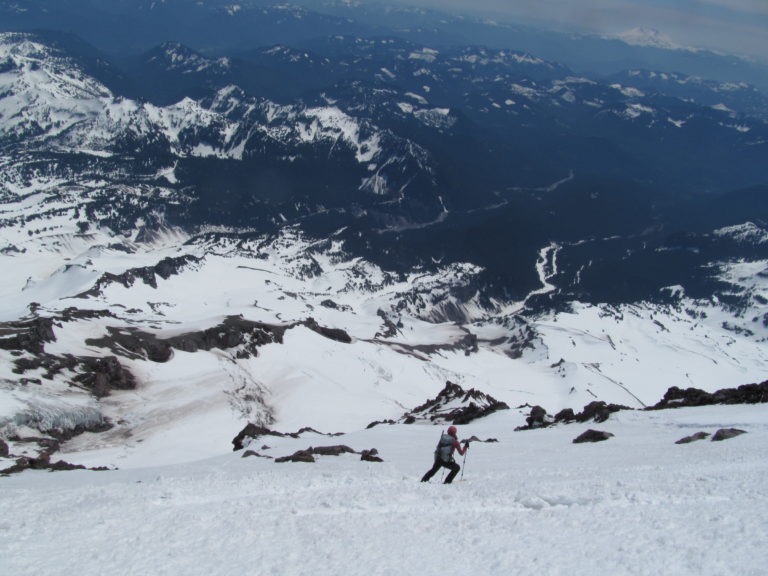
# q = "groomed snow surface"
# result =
<box><xmin>2</xmin><ymin>404</ymin><xmax>767</xmax><ymax>576</ymax></box>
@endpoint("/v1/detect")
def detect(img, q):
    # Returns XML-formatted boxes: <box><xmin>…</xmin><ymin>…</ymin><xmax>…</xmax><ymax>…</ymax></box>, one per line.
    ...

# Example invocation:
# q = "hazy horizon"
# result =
<box><xmin>387</xmin><ymin>0</ymin><xmax>768</xmax><ymax>61</ymax></box>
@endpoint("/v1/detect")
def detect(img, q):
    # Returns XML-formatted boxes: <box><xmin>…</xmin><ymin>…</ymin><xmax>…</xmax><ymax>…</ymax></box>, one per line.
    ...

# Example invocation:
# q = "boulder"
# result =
<box><xmin>675</xmin><ymin>432</ymin><xmax>710</xmax><ymax>444</ymax></box>
<box><xmin>311</xmin><ymin>445</ymin><xmax>356</xmax><ymax>456</ymax></box>
<box><xmin>275</xmin><ymin>450</ymin><xmax>315</xmax><ymax>463</ymax></box>
<box><xmin>573</xmin><ymin>429</ymin><xmax>614</xmax><ymax>444</ymax></box>
<box><xmin>711</xmin><ymin>428</ymin><xmax>747</xmax><ymax>442</ymax></box>
<box><xmin>526</xmin><ymin>405</ymin><xmax>550</xmax><ymax>428</ymax></box>
<box><xmin>575</xmin><ymin>401</ymin><xmax>630</xmax><ymax>423</ymax></box>
<box><xmin>242</xmin><ymin>450</ymin><xmax>272</xmax><ymax>459</ymax></box>
<box><xmin>361</xmin><ymin>449</ymin><xmax>383</xmax><ymax>462</ymax></box>
<box><xmin>554</xmin><ymin>408</ymin><xmax>576</xmax><ymax>423</ymax></box>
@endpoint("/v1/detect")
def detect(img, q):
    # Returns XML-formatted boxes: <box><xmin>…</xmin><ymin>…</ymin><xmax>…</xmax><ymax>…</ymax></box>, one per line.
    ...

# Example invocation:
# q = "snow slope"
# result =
<box><xmin>1</xmin><ymin>404</ymin><xmax>767</xmax><ymax>576</ymax></box>
<box><xmin>1</xmin><ymin>225</ymin><xmax>766</xmax><ymax>470</ymax></box>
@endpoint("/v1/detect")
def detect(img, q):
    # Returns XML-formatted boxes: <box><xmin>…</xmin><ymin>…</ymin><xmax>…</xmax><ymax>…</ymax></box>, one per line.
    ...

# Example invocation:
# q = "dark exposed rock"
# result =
<box><xmin>361</xmin><ymin>449</ymin><xmax>383</xmax><ymax>462</ymax></box>
<box><xmin>554</xmin><ymin>408</ymin><xmax>576</xmax><ymax>422</ymax></box>
<box><xmin>375</xmin><ymin>309</ymin><xmax>400</xmax><ymax>338</ymax></box>
<box><xmin>72</xmin><ymin>356</ymin><xmax>136</xmax><ymax>397</ymax></box>
<box><xmin>242</xmin><ymin>450</ymin><xmax>272</xmax><ymax>459</ymax></box>
<box><xmin>0</xmin><ymin>439</ymin><xmax>8</xmax><ymax>458</ymax></box>
<box><xmin>0</xmin><ymin>455</ymin><xmax>99</xmax><ymax>475</ymax></box>
<box><xmin>526</xmin><ymin>405</ymin><xmax>551</xmax><ymax>428</ymax></box>
<box><xmin>303</xmin><ymin>317</ymin><xmax>352</xmax><ymax>344</ymax></box>
<box><xmin>85</xmin><ymin>316</ymin><xmax>350</xmax><ymax>362</ymax></box>
<box><xmin>86</xmin><ymin>327</ymin><xmax>173</xmax><ymax>362</ymax></box>
<box><xmin>573</xmin><ymin>429</ymin><xmax>614</xmax><ymax>443</ymax></box>
<box><xmin>648</xmin><ymin>381</ymin><xmax>768</xmax><ymax>410</ymax></box>
<box><xmin>577</xmin><ymin>401</ymin><xmax>630</xmax><ymax>424</ymax></box>
<box><xmin>12</xmin><ymin>351</ymin><xmax>135</xmax><ymax>398</ymax></box>
<box><xmin>0</xmin><ymin>317</ymin><xmax>56</xmax><ymax>353</ymax></box>
<box><xmin>231</xmin><ymin>424</ymin><xmax>339</xmax><ymax>451</ymax></box>
<box><xmin>232</xmin><ymin>424</ymin><xmax>281</xmax><ymax>450</ymax></box>
<box><xmin>464</xmin><ymin>435</ymin><xmax>498</xmax><ymax>444</ymax></box>
<box><xmin>401</xmin><ymin>381</ymin><xmax>509</xmax><ymax>425</ymax></box>
<box><xmin>675</xmin><ymin>432</ymin><xmax>710</xmax><ymax>444</ymax></box>
<box><xmin>47</xmin><ymin>460</ymin><xmax>88</xmax><ymax>471</ymax></box>
<box><xmin>311</xmin><ymin>445</ymin><xmax>356</xmax><ymax>456</ymax></box>
<box><xmin>59</xmin><ymin>308</ymin><xmax>117</xmax><ymax>322</ymax></box>
<box><xmin>77</xmin><ymin>255</ymin><xmax>201</xmax><ymax>297</ymax></box>
<box><xmin>46</xmin><ymin>421</ymin><xmax>113</xmax><ymax>442</ymax></box>
<box><xmin>275</xmin><ymin>449</ymin><xmax>315</xmax><ymax>463</ymax></box>
<box><xmin>366</xmin><ymin>419</ymin><xmax>396</xmax><ymax>429</ymax></box>
<box><xmin>168</xmin><ymin>316</ymin><xmax>287</xmax><ymax>355</ymax></box>
<box><xmin>711</xmin><ymin>428</ymin><xmax>747</xmax><ymax>442</ymax></box>
<box><xmin>518</xmin><ymin>400</ymin><xmax>630</xmax><ymax>431</ymax></box>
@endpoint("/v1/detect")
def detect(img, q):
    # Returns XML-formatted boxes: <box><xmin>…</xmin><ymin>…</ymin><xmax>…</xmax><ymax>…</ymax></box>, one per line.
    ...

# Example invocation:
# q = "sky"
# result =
<box><xmin>392</xmin><ymin>0</ymin><xmax>768</xmax><ymax>61</ymax></box>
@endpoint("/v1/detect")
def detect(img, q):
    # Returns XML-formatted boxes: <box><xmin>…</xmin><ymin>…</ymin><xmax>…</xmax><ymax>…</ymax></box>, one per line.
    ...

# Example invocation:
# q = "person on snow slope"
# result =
<box><xmin>420</xmin><ymin>425</ymin><xmax>469</xmax><ymax>484</ymax></box>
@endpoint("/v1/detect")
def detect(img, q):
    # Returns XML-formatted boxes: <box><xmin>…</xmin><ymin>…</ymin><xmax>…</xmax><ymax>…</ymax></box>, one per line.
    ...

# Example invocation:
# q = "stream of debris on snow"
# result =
<box><xmin>2</xmin><ymin>405</ymin><xmax>767</xmax><ymax>576</ymax></box>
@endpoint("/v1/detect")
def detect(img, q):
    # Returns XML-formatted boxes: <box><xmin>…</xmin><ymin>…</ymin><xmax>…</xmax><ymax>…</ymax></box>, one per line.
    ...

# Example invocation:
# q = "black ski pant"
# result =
<box><xmin>421</xmin><ymin>458</ymin><xmax>460</xmax><ymax>484</ymax></box>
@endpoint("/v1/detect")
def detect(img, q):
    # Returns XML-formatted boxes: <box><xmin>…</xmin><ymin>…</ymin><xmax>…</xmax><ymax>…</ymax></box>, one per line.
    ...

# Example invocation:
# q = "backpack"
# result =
<box><xmin>434</xmin><ymin>433</ymin><xmax>454</xmax><ymax>462</ymax></box>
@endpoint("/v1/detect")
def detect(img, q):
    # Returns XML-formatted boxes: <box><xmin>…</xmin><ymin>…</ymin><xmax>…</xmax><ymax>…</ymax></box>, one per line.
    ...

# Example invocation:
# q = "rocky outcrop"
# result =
<box><xmin>72</xmin><ymin>356</ymin><xmax>136</xmax><ymax>397</ymax></box>
<box><xmin>77</xmin><ymin>254</ymin><xmax>201</xmax><ymax>296</ymax></box>
<box><xmin>648</xmin><ymin>381</ymin><xmax>768</xmax><ymax>410</ymax></box>
<box><xmin>273</xmin><ymin>445</ymin><xmax>382</xmax><ymax>463</ymax></box>
<box><xmin>711</xmin><ymin>428</ymin><xmax>747</xmax><ymax>441</ymax></box>
<box><xmin>516</xmin><ymin>401</ymin><xmax>630</xmax><ymax>431</ymax></box>
<box><xmin>676</xmin><ymin>428</ymin><xmax>747</xmax><ymax>443</ymax></box>
<box><xmin>13</xmin><ymin>352</ymin><xmax>135</xmax><ymax>398</ymax></box>
<box><xmin>85</xmin><ymin>316</ymin><xmax>350</xmax><ymax>361</ymax></box>
<box><xmin>231</xmin><ymin>424</ymin><xmax>341</xmax><ymax>451</ymax></box>
<box><xmin>573</xmin><ymin>429</ymin><xmax>614</xmax><ymax>443</ymax></box>
<box><xmin>360</xmin><ymin>449</ymin><xmax>383</xmax><ymax>462</ymax></box>
<box><xmin>275</xmin><ymin>450</ymin><xmax>315</xmax><ymax>463</ymax></box>
<box><xmin>0</xmin><ymin>317</ymin><xmax>56</xmax><ymax>353</ymax></box>
<box><xmin>389</xmin><ymin>381</ymin><xmax>509</xmax><ymax>426</ymax></box>
<box><xmin>675</xmin><ymin>432</ymin><xmax>710</xmax><ymax>444</ymax></box>
<box><xmin>302</xmin><ymin>317</ymin><xmax>352</xmax><ymax>344</ymax></box>
<box><xmin>0</xmin><ymin>427</ymin><xmax>113</xmax><ymax>475</ymax></box>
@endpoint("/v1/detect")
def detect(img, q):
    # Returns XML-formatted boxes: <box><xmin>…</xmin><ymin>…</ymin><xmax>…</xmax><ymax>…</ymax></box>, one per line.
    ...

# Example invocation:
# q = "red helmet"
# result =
<box><xmin>447</xmin><ymin>425</ymin><xmax>457</xmax><ymax>437</ymax></box>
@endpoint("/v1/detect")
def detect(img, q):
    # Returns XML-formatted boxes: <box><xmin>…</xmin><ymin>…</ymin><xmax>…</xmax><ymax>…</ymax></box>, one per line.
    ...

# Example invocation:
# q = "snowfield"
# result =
<box><xmin>1</xmin><ymin>405</ymin><xmax>767</xmax><ymax>576</ymax></box>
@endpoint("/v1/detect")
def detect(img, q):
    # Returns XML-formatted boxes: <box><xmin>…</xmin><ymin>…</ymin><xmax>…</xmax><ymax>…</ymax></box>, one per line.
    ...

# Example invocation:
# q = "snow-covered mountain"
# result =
<box><xmin>0</xmin><ymin>9</ymin><xmax>767</xmax><ymax>575</ymax></box>
<box><xmin>1</xmin><ymin>28</ymin><xmax>767</xmax><ymax>475</ymax></box>
<box><xmin>607</xmin><ymin>27</ymin><xmax>689</xmax><ymax>51</ymax></box>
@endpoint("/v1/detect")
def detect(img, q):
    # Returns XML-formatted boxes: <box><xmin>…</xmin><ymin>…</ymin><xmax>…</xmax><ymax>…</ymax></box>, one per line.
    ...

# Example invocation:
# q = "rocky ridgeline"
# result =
<box><xmin>86</xmin><ymin>316</ymin><xmax>351</xmax><ymax>363</ymax></box>
<box><xmin>76</xmin><ymin>255</ymin><xmax>202</xmax><ymax>297</ymax></box>
<box><xmin>515</xmin><ymin>401</ymin><xmax>632</xmax><ymax>431</ymax></box>
<box><xmin>0</xmin><ymin>423</ymin><xmax>113</xmax><ymax>475</ymax></box>
<box><xmin>230</xmin><ymin>424</ymin><xmax>382</xmax><ymax>463</ymax></box>
<box><xmin>647</xmin><ymin>382</ymin><xmax>768</xmax><ymax>409</ymax></box>
<box><xmin>366</xmin><ymin>381</ymin><xmax>510</xmax><ymax>428</ymax></box>
<box><xmin>516</xmin><ymin>380</ymin><xmax>768</xmax><ymax>444</ymax></box>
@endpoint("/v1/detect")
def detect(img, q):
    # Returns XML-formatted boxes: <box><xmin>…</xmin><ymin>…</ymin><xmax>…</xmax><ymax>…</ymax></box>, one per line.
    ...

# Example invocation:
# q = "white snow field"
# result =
<box><xmin>0</xmin><ymin>192</ymin><xmax>766</xmax><ymax>576</ymax></box>
<box><xmin>1</xmin><ymin>404</ymin><xmax>767</xmax><ymax>576</ymax></box>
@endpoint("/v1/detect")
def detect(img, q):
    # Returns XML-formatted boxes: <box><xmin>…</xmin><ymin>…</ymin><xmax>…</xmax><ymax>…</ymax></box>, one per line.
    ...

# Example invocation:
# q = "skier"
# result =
<box><xmin>420</xmin><ymin>425</ymin><xmax>469</xmax><ymax>484</ymax></box>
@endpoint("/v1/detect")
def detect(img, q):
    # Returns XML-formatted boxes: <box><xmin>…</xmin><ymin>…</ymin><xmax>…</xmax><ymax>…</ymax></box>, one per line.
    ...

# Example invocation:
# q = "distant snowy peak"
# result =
<box><xmin>608</xmin><ymin>28</ymin><xmax>692</xmax><ymax>52</ymax></box>
<box><xmin>0</xmin><ymin>32</ymin><xmax>113</xmax><ymax>139</ymax></box>
<box><xmin>714</xmin><ymin>222</ymin><xmax>768</xmax><ymax>245</ymax></box>
<box><xmin>0</xmin><ymin>33</ymin><xmax>432</xmax><ymax>182</ymax></box>
<box><xmin>146</xmin><ymin>42</ymin><xmax>231</xmax><ymax>74</ymax></box>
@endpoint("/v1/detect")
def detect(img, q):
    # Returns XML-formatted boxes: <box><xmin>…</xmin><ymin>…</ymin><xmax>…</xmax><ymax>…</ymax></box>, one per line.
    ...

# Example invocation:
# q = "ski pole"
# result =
<box><xmin>460</xmin><ymin>442</ymin><xmax>468</xmax><ymax>480</ymax></box>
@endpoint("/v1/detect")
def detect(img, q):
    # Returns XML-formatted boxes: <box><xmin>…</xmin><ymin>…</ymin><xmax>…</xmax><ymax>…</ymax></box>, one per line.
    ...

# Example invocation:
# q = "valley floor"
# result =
<box><xmin>1</xmin><ymin>404</ymin><xmax>767</xmax><ymax>576</ymax></box>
